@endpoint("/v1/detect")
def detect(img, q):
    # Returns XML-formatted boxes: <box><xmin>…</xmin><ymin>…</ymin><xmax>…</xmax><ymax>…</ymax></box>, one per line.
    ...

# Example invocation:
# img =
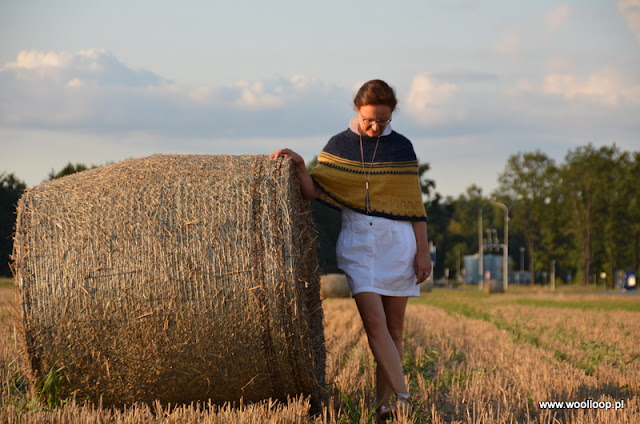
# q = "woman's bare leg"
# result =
<box><xmin>374</xmin><ymin>296</ymin><xmax>408</xmax><ymax>408</ymax></box>
<box><xmin>354</xmin><ymin>292</ymin><xmax>409</xmax><ymax>407</ymax></box>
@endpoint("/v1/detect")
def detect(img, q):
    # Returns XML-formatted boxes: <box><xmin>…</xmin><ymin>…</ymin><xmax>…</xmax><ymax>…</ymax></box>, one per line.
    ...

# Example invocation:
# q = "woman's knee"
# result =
<box><xmin>387</xmin><ymin>323</ymin><xmax>404</xmax><ymax>344</ymax></box>
<box><xmin>360</xmin><ymin>310</ymin><xmax>388</xmax><ymax>334</ymax></box>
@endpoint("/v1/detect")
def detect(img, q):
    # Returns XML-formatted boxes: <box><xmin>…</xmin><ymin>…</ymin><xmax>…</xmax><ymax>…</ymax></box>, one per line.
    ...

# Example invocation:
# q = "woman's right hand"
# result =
<box><xmin>269</xmin><ymin>148</ymin><xmax>320</xmax><ymax>200</ymax></box>
<box><xmin>269</xmin><ymin>148</ymin><xmax>305</xmax><ymax>167</ymax></box>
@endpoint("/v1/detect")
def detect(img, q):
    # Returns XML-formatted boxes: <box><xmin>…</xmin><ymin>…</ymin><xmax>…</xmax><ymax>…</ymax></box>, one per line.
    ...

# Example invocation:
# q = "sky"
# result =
<box><xmin>1</xmin><ymin>0</ymin><xmax>639</xmax><ymax>197</ymax></box>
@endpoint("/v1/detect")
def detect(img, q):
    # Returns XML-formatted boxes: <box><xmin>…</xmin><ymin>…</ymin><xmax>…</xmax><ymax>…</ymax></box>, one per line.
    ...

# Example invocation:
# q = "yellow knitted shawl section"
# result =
<box><xmin>310</xmin><ymin>130</ymin><xmax>427</xmax><ymax>221</ymax></box>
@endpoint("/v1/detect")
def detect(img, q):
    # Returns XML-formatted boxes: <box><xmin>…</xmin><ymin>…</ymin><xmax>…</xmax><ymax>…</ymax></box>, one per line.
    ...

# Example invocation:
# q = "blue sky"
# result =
<box><xmin>1</xmin><ymin>0</ymin><xmax>639</xmax><ymax>197</ymax></box>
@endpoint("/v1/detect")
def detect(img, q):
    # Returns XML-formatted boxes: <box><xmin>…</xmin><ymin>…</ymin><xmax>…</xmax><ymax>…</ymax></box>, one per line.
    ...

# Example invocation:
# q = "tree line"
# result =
<box><xmin>1</xmin><ymin>144</ymin><xmax>638</xmax><ymax>288</ymax></box>
<box><xmin>424</xmin><ymin>143</ymin><xmax>639</xmax><ymax>288</ymax></box>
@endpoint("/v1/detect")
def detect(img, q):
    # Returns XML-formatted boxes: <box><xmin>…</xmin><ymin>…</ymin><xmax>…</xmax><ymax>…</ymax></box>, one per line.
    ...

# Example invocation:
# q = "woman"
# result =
<box><xmin>270</xmin><ymin>79</ymin><xmax>431</xmax><ymax>420</ymax></box>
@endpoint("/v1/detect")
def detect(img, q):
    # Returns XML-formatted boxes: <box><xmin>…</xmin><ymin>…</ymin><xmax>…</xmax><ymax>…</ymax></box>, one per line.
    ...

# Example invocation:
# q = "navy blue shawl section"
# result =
<box><xmin>321</xmin><ymin>130</ymin><xmax>418</xmax><ymax>163</ymax></box>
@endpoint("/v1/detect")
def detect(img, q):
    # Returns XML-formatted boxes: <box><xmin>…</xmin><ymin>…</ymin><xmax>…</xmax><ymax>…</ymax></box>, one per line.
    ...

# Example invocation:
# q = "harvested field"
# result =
<box><xmin>1</xmin><ymin>286</ymin><xmax>638</xmax><ymax>423</ymax></box>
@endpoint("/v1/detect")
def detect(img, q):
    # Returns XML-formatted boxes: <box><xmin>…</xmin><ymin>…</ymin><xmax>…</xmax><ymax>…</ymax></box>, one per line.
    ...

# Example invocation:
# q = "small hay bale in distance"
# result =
<box><xmin>12</xmin><ymin>154</ymin><xmax>325</xmax><ymax>407</ymax></box>
<box><xmin>319</xmin><ymin>274</ymin><xmax>351</xmax><ymax>298</ymax></box>
<box><xmin>482</xmin><ymin>280</ymin><xmax>505</xmax><ymax>293</ymax></box>
<box><xmin>420</xmin><ymin>280</ymin><xmax>433</xmax><ymax>292</ymax></box>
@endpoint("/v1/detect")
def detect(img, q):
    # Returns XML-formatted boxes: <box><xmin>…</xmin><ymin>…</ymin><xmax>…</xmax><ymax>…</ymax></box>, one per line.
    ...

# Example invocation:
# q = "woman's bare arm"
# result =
<box><xmin>269</xmin><ymin>148</ymin><xmax>321</xmax><ymax>200</ymax></box>
<box><xmin>411</xmin><ymin>220</ymin><xmax>432</xmax><ymax>284</ymax></box>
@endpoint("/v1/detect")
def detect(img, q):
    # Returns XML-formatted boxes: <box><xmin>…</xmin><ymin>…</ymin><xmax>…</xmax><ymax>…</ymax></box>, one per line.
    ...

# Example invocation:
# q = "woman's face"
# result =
<box><xmin>357</xmin><ymin>104</ymin><xmax>393</xmax><ymax>137</ymax></box>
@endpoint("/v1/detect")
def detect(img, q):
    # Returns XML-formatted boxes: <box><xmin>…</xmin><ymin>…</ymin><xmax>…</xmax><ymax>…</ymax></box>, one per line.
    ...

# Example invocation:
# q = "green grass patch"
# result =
<box><xmin>413</xmin><ymin>287</ymin><xmax>636</xmax><ymax>378</ymax></box>
<box><xmin>511</xmin><ymin>297</ymin><xmax>640</xmax><ymax>312</ymax></box>
<box><xmin>413</xmin><ymin>286</ymin><xmax>640</xmax><ymax>312</ymax></box>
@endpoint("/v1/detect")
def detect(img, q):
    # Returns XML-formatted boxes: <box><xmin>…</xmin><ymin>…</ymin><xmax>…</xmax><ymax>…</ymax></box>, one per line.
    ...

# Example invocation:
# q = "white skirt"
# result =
<box><xmin>336</xmin><ymin>208</ymin><xmax>419</xmax><ymax>297</ymax></box>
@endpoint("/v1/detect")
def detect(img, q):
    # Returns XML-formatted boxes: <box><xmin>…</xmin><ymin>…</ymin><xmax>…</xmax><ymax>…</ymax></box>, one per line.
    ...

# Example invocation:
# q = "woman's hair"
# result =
<box><xmin>353</xmin><ymin>79</ymin><xmax>398</xmax><ymax>112</ymax></box>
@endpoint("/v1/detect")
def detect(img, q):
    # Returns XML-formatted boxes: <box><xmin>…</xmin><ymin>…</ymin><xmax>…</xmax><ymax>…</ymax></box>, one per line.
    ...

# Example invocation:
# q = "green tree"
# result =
<box><xmin>599</xmin><ymin>149</ymin><xmax>638</xmax><ymax>288</ymax></box>
<box><xmin>494</xmin><ymin>151</ymin><xmax>557</xmax><ymax>280</ymax></box>
<box><xmin>627</xmin><ymin>152</ymin><xmax>640</xmax><ymax>272</ymax></box>
<box><xmin>436</xmin><ymin>185</ymin><xmax>492</xmax><ymax>280</ymax></box>
<box><xmin>560</xmin><ymin>144</ymin><xmax>619</xmax><ymax>284</ymax></box>
<box><xmin>425</xmin><ymin>193</ymin><xmax>455</xmax><ymax>278</ymax></box>
<box><xmin>0</xmin><ymin>172</ymin><xmax>27</xmax><ymax>276</ymax></box>
<box><xmin>48</xmin><ymin>162</ymin><xmax>91</xmax><ymax>180</ymax></box>
<box><xmin>537</xmin><ymin>163</ymin><xmax>573</xmax><ymax>284</ymax></box>
<box><xmin>418</xmin><ymin>163</ymin><xmax>436</xmax><ymax>200</ymax></box>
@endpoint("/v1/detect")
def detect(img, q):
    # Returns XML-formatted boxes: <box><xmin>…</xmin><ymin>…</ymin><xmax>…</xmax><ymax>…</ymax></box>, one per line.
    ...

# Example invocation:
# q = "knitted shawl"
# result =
<box><xmin>311</xmin><ymin>128</ymin><xmax>427</xmax><ymax>221</ymax></box>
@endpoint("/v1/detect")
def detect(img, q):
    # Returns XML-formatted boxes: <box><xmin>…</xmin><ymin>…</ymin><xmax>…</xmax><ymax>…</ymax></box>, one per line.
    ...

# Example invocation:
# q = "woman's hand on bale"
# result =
<box><xmin>269</xmin><ymin>148</ymin><xmax>305</xmax><ymax>167</ymax></box>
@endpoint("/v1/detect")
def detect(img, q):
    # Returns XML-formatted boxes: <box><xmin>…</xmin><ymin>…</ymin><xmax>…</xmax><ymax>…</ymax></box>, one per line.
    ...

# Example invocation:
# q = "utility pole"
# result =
<box><xmin>492</xmin><ymin>201</ymin><xmax>509</xmax><ymax>292</ymax></box>
<box><xmin>456</xmin><ymin>248</ymin><xmax>461</xmax><ymax>285</ymax></box>
<box><xmin>478</xmin><ymin>205</ymin><xmax>485</xmax><ymax>290</ymax></box>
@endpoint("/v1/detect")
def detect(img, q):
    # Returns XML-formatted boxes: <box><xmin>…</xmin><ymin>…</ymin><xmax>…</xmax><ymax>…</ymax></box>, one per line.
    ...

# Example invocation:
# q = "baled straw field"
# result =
<box><xmin>2</xmin><ymin>281</ymin><xmax>638</xmax><ymax>423</ymax></box>
<box><xmin>10</xmin><ymin>155</ymin><xmax>324</xmax><ymax>408</ymax></box>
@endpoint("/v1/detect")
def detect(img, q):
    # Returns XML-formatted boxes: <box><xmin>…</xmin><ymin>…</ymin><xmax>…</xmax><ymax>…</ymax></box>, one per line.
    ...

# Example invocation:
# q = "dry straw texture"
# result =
<box><xmin>12</xmin><ymin>154</ymin><xmax>325</xmax><ymax>407</ymax></box>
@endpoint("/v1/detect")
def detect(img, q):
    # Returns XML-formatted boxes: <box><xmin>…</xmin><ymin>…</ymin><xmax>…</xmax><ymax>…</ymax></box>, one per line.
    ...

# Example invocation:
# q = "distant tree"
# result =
<box><xmin>48</xmin><ymin>162</ymin><xmax>91</xmax><ymax>180</ymax></box>
<box><xmin>601</xmin><ymin>149</ymin><xmax>636</xmax><ymax>288</ymax></box>
<box><xmin>418</xmin><ymin>163</ymin><xmax>436</xmax><ymax>201</ymax></box>
<box><xmin>536</xmin><ymin>163</ymin><xmax>573</xmax><ymax>284</ymax></box>
<box><xmin>494</xmin><ymin>151</ymin><xmax>557</xmax><ymax>280</ymax></box>
<box><xmin>560</xmin><ymin>144</ymin><xmax>619</xmax><ymax>284</ymax></box>
<box><xmin>627</xmin><ymin>152</ymin><xmax>640</xmax><ymax>272</ymax></box>
<box><xmin>425</xmin><ymin>192</ymin><xmax>454</xmax><ymax>278</ymax></box>
<box><xmin>436</xmin><ymin>185</ymin><xmax>492</xmax><ymax>280</ymax></box>
<box><xmin>0</xmin><ymin>172</ymin><xmax>27</xmax><ymax>276</ymax></box>
<box><xmin>306</xmin><ymin>156</ymin><xmax>318</xmax><ymax>172</ymax></box>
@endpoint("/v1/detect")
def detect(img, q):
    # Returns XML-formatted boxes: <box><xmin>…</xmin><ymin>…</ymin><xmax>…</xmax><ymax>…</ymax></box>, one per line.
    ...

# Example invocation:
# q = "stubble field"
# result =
<box><xmin>1</xmin><ymin>278</ymin><xmax>638</xmax><ymax>423</ymax></box>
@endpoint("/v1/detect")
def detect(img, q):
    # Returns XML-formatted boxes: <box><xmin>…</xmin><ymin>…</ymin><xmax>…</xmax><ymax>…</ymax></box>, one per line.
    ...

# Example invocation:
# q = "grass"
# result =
<box><xmin>413</xmin><ymin>284</ymin><xmax>640</xmax><ymax>312</ymax></box>
<box><xmin>511</xmin><ymin>297</ymin><xmax>640</xmax><ymax>312</ymax></box>
<box><xmin>2</xmin><ymin>285</ymin><xmax>639</xmax><ymax>423</ymax></box>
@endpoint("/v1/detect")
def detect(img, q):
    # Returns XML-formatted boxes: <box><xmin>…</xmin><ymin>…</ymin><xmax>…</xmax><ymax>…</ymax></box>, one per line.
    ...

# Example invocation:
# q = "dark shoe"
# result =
<box><xmin>376</xmin><ymin>405</ymin><xmax>392</xmax><ymax>423</ymax></box>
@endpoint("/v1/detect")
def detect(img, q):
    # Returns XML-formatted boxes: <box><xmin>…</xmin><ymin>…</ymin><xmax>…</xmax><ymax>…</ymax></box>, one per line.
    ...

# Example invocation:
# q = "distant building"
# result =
<box><xmin>463</xmin><ymin>254</ymin><xmax>504</xmax><ymax>285</ymax></box>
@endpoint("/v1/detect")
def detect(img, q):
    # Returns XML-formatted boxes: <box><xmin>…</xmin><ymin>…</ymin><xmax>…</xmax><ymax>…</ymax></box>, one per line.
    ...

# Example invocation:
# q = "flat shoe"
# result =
<box><xmin>376</xmin><ymin>405</ymin><xmax>392</xmax><ymax>422</ymax></box>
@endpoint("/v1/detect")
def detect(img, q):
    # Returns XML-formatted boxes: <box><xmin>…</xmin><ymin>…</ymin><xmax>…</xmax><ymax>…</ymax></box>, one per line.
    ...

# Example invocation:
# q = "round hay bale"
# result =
<box><xmin>319</xmin><ymin>274</ymin><xmax>350</xmax><ymax>298</ymax></box>
<box><xmin>420</xmin><ymin>280</ymin><xmax>433</xmax><ymax>292</ymax></box>
<box><xmin>482</xmin><ymin>280</ymin><xmax>505</xmax><ymax>293</ymax></box>
<box><xmin>12</xmin><ymin>154</ymin><xmax>325</xmax><ymax>407</ymax></box>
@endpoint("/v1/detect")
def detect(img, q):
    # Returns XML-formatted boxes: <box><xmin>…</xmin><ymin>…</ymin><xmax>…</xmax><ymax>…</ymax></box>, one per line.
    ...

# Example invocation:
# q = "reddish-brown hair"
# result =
<box><xmin>353</xmin><ymin>79</ymin><xmax>398</xmax><ymax>112</ymax></box>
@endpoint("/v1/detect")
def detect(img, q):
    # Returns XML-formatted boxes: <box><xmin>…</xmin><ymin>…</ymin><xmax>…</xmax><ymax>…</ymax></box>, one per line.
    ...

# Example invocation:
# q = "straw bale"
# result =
<box><xmin>12</xmin><ymin>154</ymin><xmax>325</xmax><ymax>407</ymax></box>
<box><xmin>419</xmin><ymin>280</ymin><xmax>433</xmax><ymax>292</ymax></box>
<box><xmin>319</xmin><ymin>274</ymin><xmax>350</xmax><ymax>298</ymax></box>
<box><xmin>482</xmin><ymin>280</ymin><xmax>505</xmax><ymax>293</ymax></box>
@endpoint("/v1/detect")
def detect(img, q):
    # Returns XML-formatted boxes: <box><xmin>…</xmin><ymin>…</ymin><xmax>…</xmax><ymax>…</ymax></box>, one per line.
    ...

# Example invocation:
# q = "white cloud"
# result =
<box><xmin>543</xmin><ymin>71</ymin><xmax>640</xmax><ymax>106</ymax></box>
<box><xmin>508</xmin><ymin>78</ymin><xmax>535</xmax><ymax>95</ymax></box>
<box><xmin>1</xmin><ymin>48</ymin><xmax>166</xmax><ymax>88</ymax></box>
<box><xmin>544</xmin><ymin>5</ymin><xmax>571</xmax><ymax>34</ymax></box>
<box><xmin>0</xmin><ymin>49</ymin><xmax>350</xmax><ymax>137</ymax></box>
<box><xmin>67</xmin><ymin>78</ymin><xmax>84</xmax><ymax>88</ymax></box>
<box><xmin>405</xmin><ymin>73</ymin><xmax>459</xmax><ymax>127</ymax></box>
<box><xmin>5</xmin><ymin>50</ymin><xmax>72</xmax><ymax>69</ymax></box>
<box><xmin>491</xmin><ymin>26</ymin><xmax>521</xmax><ymax>56</ymax></box>
<box><xmin>618</xmin><ymin>0</ymin><xmax>640</xmax><ymax>45</ymax></box>
<box><xmin>234</xmin><ymin>80</ymin><xmax>285</xmax><ymax>109</ymax></box>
